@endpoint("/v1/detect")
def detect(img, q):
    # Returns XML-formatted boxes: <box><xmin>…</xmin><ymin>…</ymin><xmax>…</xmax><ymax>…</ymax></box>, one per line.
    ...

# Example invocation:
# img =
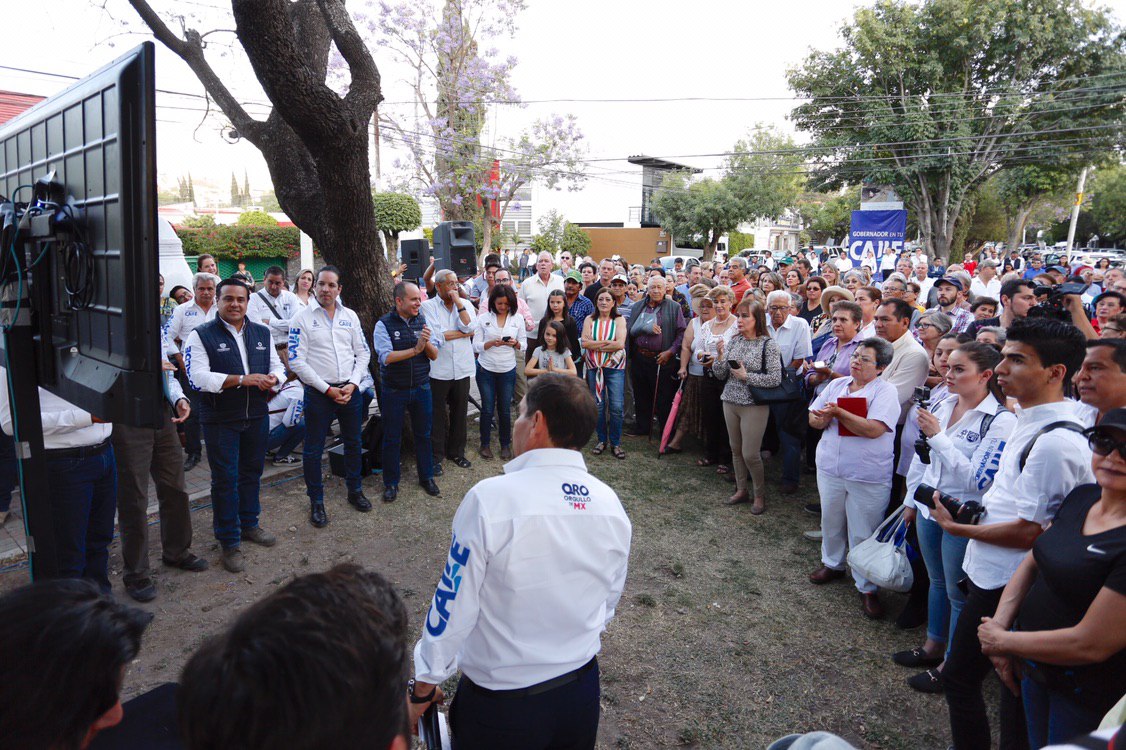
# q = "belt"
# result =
<box><xmin>45</xmin><ymin>437</ymin><xmax>111</xmax><ymax>460</ymax></box>
<box><xmin>465</xmin><ymin>657</ymin><xmax>597</xmax><ymax>698</ymax></box>
<box><xmin>636</xmin><ymin>348</ymin><xmax>661</xmax><ymax>358</ymax></box>
<box><xmin>326</xmin><ymin>381</ymin><xmax>351</xmax><ymax>389</ymax></box>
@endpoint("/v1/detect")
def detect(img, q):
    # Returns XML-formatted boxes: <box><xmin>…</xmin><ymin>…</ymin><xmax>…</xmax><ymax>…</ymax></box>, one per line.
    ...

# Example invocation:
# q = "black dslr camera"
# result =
<box><xmin>1027</xmin><ymin>282</ymin><xmax>1088</xmax><ymax>322</ymax></box>
<box><xmin>914</xmin><ymin>483</ymin><xmax>986</xmax><ymax>525</ymax></box>
<box><xmin>912</xmin><ymin>386</ymin><xmax>932</xmax><ymax>464</ymax></box>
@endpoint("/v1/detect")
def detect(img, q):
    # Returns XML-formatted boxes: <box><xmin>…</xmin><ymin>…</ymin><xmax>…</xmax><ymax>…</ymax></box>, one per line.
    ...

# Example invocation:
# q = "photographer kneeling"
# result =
<box><xmin>935</xmin><ymin>319</ymin><xmax>1093</xmax><ymax>750</ymax></box>
<box><xmin>894</xmin><ymin>342</ymin><xmax>1016</xmax><ymax>694</ymax></box>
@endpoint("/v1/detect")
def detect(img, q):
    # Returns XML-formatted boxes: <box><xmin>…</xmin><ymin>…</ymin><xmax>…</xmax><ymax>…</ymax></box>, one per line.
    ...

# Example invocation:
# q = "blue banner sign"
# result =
<box><xmin>848</xmin><ymin>210</ymin><xmax>907</xmax><ymax>267</ymax></box>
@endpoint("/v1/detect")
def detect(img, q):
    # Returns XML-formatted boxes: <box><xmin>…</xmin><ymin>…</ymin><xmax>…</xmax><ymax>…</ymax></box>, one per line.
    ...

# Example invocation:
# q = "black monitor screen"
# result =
<box><xmin>0</xmin><ymin>42</ymin><xmax>162</xmax><ymax>428</ymax></box>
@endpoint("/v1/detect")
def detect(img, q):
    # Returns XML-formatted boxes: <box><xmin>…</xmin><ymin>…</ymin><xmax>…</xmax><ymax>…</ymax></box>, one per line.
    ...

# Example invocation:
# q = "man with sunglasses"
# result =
<box><xmin>933</xmin><ymin>318</ymin><xmax>1094</xmax><ymax>750</ymax></box>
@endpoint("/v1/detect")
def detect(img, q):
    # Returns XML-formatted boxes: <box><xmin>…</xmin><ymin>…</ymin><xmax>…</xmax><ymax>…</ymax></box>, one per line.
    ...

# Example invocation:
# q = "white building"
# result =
<box><xmin>747</xmin><ymin>210</ymin><xmax>803</xmax><ymax>255</ymax></box>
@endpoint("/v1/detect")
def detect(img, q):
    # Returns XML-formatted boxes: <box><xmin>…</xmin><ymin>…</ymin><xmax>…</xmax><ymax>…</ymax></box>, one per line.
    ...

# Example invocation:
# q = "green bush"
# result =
<box><xmin>176</xmin><ymin>225</ymin><xmax>300</xmax><ymax>260</ymax></box>
<box><xmin>728</xmin><ymin>231</ymin><xmax>754</xmax><ymax>253</ymax></box>
<box><xmin>237</xmin><ymin>210</ymin><xmax>279</xmax><ymax>227</ymax></box>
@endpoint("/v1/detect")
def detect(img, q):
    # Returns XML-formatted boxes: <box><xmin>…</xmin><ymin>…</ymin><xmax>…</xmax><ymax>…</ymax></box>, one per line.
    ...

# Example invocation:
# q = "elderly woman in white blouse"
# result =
<box><xmin>807</xmin><ymin>337</ymin><xmax>901</xmax><ymax>620</ymax></box>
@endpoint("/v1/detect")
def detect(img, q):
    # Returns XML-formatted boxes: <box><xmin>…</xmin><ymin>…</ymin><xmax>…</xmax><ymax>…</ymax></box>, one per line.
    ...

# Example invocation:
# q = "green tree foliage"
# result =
<box><xmin>651</xmin><ymin>127</ymin><xmax>803</xmax><ymax>262</ymax></box>
<box><xmin>995</xmin><ymin>165</ymin><xmax>1078</xmax><ymax>251</ymax></box>
<box><xmin>801</xmin><ymin>187</ymin><xmax>859</xmax><ymax>244</ymax></box>
<box><xmin>728</xmin><ymin>231</ymin><xmax>754</xmax><ymax>253</ymax></box>
<box><xmin>177</xmin><ymin>225</ymin><xmax>299</xmax><ymax>260</ymax></box>
<box><xmin>259</xmin><ymin>190</ymin><xmax>282</xmax><ymax>213</ymax></box>
<box><xmin>787</xmin><ymin>0</ymin><xmax>1126</xmax><ymax>261</ymax></box>
<box><xmin>237</xmin><ymin>210</ymin><xmax>280</xmax><ymax>227</ymax></box>
<box><xmin>560</xmin><ymin>223</ymin><xmax>592</xmax><ymax>258</ymax></box>
<box><xmin>157</xmin><ymin>188</ymin><xmax>182</xmax><ymax>206</ymax></box>
<box><xmin>963</xmin><ymin>178</ymin><xmax>1007</xmax><ymax>250</ymax></box>
<box><xmin>372</xmin><ymin>192</ymin><xmax>423</xmax><ymax>261</ymax></box>
<box><xmin>534</xmin><ymin>210</ymin><xmax>566</xmax><ymax>253</ymax></box>
<box><xmin>1090</xmin><ymin>163</ymin><xmax>1126</xmax><ymax>243</ymax></box>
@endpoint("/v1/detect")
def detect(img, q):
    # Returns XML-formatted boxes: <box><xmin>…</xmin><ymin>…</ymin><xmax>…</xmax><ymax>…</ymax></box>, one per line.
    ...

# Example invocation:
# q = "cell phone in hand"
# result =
<box><xmin>727</xmin><ymin>360</ymin><xmax>740</xmax><ymax>368</ymax></box>
<box><xmin>502</xmin><ymin>336</ymin><xmax>512</xmax><ymax>342</ymax></box>
<box><xmin>814</xmin><ymin>360</ymin><xmax>827</xmax><ymax>369</ymax></box>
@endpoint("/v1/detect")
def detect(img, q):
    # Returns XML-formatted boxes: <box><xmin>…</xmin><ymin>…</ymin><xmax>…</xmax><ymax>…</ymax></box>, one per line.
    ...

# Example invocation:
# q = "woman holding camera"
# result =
<box><xmin>895</xmin><ymin>342</ymin><xmax>1016</xmax><ymax>693</ymax></box>
<box><xmin>977</xmin><ymin>408</ymin><xmax>1126</xmax><ymax>749</ymax></box>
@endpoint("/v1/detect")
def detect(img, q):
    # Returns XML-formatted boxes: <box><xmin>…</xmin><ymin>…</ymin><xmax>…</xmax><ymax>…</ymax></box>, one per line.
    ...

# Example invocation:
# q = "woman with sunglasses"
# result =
<box><xmin>977</xmin><ymin>408</ymin><xmax>1126</xmax><ymax>749</ymax></box>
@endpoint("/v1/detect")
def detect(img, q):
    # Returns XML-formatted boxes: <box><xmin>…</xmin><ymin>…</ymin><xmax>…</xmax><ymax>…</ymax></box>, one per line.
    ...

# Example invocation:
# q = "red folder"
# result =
<box><xmin>837</xmin><ymin>396</ymin><xmax>868</xmax><ymax>437</ymax></box>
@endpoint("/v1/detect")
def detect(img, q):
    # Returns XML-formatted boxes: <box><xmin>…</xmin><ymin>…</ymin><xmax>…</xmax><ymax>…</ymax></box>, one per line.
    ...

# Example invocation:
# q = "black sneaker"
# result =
<box><xmin>803</xmin><ymin>503</ymin><xmax>821</xmax><ymax>516</ymax></box>
<box><xmin>124</xmin><ymin>577</ymin><xmax>157</xmax><ymax>603</ymax></box>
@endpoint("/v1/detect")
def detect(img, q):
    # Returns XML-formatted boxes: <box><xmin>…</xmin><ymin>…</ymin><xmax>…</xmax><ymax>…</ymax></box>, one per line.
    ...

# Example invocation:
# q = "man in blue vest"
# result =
<box><xmin>373</xmin><ymin>281</ymin><xmax>440</xmax><ymax>503</ymax></box>
<box><xmin>184</xmin><ymin>279</ymin><xmax>285</xmax><ymax>573</ymax></box>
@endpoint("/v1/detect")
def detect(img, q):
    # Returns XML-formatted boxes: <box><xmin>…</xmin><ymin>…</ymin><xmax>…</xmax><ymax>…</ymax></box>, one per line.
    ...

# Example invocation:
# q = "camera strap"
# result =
<box><xmin>978</xmin><ymin>412</ymin><xmax>997</xmax><ymax>441</ymax></box>
<box><xmin>1018</xmin><ymin>421</ymin><xmax>1085</xmax><ymax>472</ymax></box>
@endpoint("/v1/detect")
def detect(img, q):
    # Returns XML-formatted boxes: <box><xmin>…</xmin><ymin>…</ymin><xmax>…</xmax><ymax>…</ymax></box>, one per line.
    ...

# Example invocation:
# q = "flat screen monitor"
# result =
<box><xmin>0</xmin><ymin>42</ymin><xmax>163</xmax><ymax>428</ymax></box>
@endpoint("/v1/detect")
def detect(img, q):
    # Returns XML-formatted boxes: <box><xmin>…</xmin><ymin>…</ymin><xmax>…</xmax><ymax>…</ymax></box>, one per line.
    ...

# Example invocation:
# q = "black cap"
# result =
<box><xmin>1093</xmin><ymin>407</ymin><xmax>1126</xmax><ymax>432</ymax></box>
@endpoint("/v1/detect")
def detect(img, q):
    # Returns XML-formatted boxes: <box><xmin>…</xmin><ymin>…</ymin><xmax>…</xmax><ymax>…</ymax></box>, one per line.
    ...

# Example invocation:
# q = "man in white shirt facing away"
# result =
<box><xmin>408</xmin><ymin>375</ymin><xmax>631</xmax><ymax>749</ymax></box>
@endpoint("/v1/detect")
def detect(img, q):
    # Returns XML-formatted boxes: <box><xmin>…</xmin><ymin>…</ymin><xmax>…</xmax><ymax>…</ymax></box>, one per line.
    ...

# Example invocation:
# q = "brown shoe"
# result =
<box><xmin>499</xmin><ymin>445</ymin><xmax>512</xmax><ymax>460</ymax></box>
<box><xmin>860</xmin><ymin>592</ymin><xmax>885</xmax><ymax>620</ymax></box>
<box><xmin>808</xmin><ymin>566</ymin><xmax>846</xmax><ymax>584</ymax></box>
<box><xmin>478</xmin><ymin>445</ymin><xmax>494</xmax><ymax>460</ymax></box>
<box><xmin>725</xmin><ymin>491</ymin><xmax>750</xmax><ymax>506</ymax></box>
<box><xmin>241</xmin><ymin>526</ymin><xmax>276</xmax><ymax>547</ymax></box>
<box><xmin>750</xmin><ymin>498</ymin><xmax>766</xmax><ymax>515</ymax></box>
<box><xmin>221</xmin><ymin>547</ymin><xmax>246</xmax><ymax>574</ymax></box>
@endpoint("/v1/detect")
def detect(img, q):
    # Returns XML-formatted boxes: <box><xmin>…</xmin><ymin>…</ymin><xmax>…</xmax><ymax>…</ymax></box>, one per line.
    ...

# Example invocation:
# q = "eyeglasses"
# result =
<box><xmin>915</xmin><ymin>322</ymin><xmax>936</xmax><ymax>330</ymax></box>
<box><xmin>768</xmin><ymin>305</ymin><xmax>790</xmax><ymax>312</ymax></box>
<box><xmin>849</xmin><ymin>352</ymin><xmax>877</xmax><ymax>365</ymax></box>
<box><xmin>1088</xmin><ymin>431</ymin><xmax>1126</xmax><ymax>459</ymax></box>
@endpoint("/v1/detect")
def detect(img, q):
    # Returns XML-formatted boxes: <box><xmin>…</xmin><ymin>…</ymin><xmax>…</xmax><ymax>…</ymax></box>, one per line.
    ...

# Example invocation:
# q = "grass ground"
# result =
<box><xmin>0</xmin><ymin>434</ymin><xmax>966</xmax><ymax>748</ymax></box>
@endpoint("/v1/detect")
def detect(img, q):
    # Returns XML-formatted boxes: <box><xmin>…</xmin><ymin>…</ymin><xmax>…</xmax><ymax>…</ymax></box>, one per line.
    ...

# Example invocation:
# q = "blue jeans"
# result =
<box><xmin>917</xmin><ymin>512</ymin><xmax>969</xmax><ymax>653</ymax></box>
<box><xmin>586</xmin><ymin>368</ymin><xmax>624</xmax><ymax>445</ymax></box>
<box><xmin>0</xmin><ymin>430</ymin><xmax>16</xmax><ymax>513</ymax></box>
<box><xmin>46</xmin><ymin>444</ymin><xmax>118</xmax><ymax>592</ymax></box>
<box><xmin>1021</xmin><ymin>674</ymin><xmax>1106</xmax><ymax>749</ymax></box>
<box><xmin>476</xmin><ymin>365</ymin><xmax>515</xmax><ymax>449</ymax></box>
<box><xmin>268</xmin><ymin>423</ymin><xmax>305</xmax><ymax>459</ymax></box>
<box><xmin>202</xmin><ymin>417</ymin><xmax>269</xmax><ymax>549</ymax></box>
<box><xmin>769</xmin><ymin>402</ymin><xmax>802</xmax><ymax>485</ymax></box>
<box><xmin>380</xmin><ymin>383</ymin><xmax>434</xmax><ymax>487</ymax></box>
<box><xmin>303</xmin><ymin>386</ymin><xmax>364</xmax><ymax>503</ymax></box>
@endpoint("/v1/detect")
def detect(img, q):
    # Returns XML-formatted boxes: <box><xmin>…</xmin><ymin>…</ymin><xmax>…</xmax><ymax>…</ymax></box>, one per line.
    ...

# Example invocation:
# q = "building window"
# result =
<box><xmin>517</xmin><ymin>221</ymin><xmax>532</xmax><ymax>237</ymax></box>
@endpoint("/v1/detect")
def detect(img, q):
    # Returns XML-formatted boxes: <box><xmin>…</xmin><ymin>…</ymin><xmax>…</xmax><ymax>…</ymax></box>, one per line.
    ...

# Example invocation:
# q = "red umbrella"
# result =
<box><xmin>658</xmin><ymin>377</ymin><xmax>685</xmax><ymax>456</ymax></box>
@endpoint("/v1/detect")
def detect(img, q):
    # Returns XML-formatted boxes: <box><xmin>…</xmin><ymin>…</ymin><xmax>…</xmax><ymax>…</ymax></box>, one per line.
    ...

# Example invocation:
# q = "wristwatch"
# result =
<box><xmin>238</xmin><ymin>375</ymin><xmax>245</xmax><ymax>387</ymax></box>
<box><xmin>407</xmin><ymin>678</ymin><xmax>436</xmax><ymax>704</ymax></box>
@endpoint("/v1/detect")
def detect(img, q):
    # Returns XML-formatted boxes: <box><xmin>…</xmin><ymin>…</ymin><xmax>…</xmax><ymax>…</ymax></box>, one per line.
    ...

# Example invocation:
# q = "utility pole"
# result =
<box><xmin>1065</xmin><ymin>166</ymin><xmax>1089</xmax><ymax>255</ymax></box>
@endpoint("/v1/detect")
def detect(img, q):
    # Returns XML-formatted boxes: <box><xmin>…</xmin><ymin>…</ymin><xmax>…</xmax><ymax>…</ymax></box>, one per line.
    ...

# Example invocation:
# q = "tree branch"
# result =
<box><xmin>314</xmin><ymin>0</ymin><xmax>382</xmax><ymax>117</ymax></box>
<box><xmin>126</xmin><ymin>0</ymin><xmax>265</xmax><ymax>142</ymax></box>
<box><xmin>231</xmin><ymin>0</ymin><xmax>354</xmax><ymax>148</ymax></box>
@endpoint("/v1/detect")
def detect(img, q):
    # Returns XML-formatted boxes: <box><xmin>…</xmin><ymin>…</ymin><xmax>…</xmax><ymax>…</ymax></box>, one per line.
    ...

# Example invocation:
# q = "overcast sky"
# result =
<box><xmin>4</xmin><ymin>0</ymin><xmax>1124</xmax><ymax>222</ymax></box>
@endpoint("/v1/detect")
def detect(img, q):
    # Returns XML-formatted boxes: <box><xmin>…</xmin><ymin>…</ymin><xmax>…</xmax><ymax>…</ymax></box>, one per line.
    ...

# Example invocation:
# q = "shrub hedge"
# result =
<box><xmin>175</xmin><ymin>225</ymin><xmax>301</xmax><ymax>260</ymax></box>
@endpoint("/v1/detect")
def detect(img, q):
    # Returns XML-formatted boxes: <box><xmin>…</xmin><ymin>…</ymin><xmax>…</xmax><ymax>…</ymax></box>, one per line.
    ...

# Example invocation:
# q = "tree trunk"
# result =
<box><xmin>129</xmin><ymin>0</ymin><xmax>392</xmax><ymax>336</ymax></box>
<box><xmin>383</xmin><ymin>232</ymin><xmax>400</xmax><ymax>264</ymax></box>
<box><xmin>481</xmin><ymin>199</ymin><xmax>493</xmax><ymax>254</ymax></box>
<box><xmin>1006</xmin><ymin>204</ymin><xmax>1034</xmax><ymax>252</ymax></box>
<box><xmin>702</xmin><ymin>228</ymin><xmax>721</xmax><ymax>262</ymax></box>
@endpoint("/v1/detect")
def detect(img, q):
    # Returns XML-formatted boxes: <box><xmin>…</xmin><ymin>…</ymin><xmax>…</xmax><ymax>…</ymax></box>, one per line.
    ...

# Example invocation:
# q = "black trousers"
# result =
<box><xmin>700</xmin><ymin>374</ymin><xmax>732</xmax><ymax>464</ymax></box>
<box><xmin>629</xmin><ymin>354</ymin><xmax>677</xmax><ymax>434</ymax></box>
<box><xmin>175</xmin><ymin>368</ymin><xmax>201</xmax><ymax>456</ymax></box>
<box><xmin>943</xmin><ymin>580</ymin><xmax>1030</xmax><ymax>750</ymax></box>
<box><xmin>431</xmin><ymin>376</ymin><xmax>470</xmax><ymax>462</ymax></box>
<box><xmin>450</xmin><ymin>660</ymin><xmax>600</xmax><ymax>750</ymax></box>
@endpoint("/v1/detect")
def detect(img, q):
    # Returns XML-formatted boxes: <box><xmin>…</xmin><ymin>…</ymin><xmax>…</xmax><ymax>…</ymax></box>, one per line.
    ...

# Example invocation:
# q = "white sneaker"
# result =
<box><xmin>802</xmin><ymin>529</ymin><xmax>823</xmax><ymax>541</ymax></box>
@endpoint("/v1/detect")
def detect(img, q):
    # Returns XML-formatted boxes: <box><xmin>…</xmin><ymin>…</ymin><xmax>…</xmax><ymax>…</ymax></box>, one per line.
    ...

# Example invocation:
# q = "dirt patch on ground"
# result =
<box><xmin>0</xmin><ymin>438</ymin><xmax>963</xmax><ymax>748</ymax></box>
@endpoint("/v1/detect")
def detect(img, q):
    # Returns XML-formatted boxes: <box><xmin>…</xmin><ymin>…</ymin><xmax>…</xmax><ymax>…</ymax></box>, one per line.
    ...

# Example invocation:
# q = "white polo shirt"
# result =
<box><xmin>0</xmin><ymin>367</ymin><xmax>112</xmax><ymax>449</ymax></box>
<box><xmin>809</xmin><ymin>376</ymin><xmax>900</xmax><ymax>485</ymax></box>
<box><xmin>962</xmin><ymin>400</ymin><xmax>1095</xmax><ymax>590</ymax></box>
<box><xmin>413</xmin><ymin>448</ymin><xmax>632</xmax><ymax>690</ymax></box>
<box><xmin>287</xmin><ymin>303</ymin><xmax>371</xmax><ymax>394</ymax></box>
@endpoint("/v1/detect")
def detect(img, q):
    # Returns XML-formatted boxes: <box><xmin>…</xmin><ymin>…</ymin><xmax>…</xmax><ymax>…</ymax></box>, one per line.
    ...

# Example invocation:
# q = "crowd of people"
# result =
<box><xmin>0</xmin><ymin>242</ymin><xmax>1124</xmax><ymax>750</ymax></box>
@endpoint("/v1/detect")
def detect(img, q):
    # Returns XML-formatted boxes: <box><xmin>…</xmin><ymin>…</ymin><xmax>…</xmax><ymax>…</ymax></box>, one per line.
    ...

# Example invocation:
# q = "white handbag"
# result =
<box><xmin>847</xmin><ymin>506</ymin><xmax>914</xmax><ymax>593</ymax></box>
